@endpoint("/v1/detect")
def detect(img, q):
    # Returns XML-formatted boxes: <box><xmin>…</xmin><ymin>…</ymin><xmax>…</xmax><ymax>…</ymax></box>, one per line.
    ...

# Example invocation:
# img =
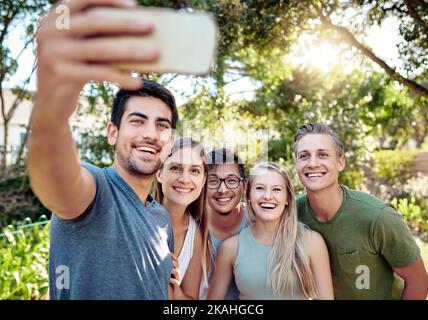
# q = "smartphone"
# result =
<box><xmin>109</xmin><ymin>7</ymin><xmax>219</xmax><ymax>76</ymax></box>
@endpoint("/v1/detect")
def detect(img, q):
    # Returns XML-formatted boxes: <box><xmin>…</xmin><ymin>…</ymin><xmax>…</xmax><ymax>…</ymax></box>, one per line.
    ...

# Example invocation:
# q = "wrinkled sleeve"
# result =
<box><xmin>372</xmin><ymin>205</ymin><xmax>421</xmax><ymax>268</ymax></box>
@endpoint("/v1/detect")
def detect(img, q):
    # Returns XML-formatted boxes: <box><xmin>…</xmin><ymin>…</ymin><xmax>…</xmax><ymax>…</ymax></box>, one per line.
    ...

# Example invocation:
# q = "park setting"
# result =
<box><xmin>0</xmin><ymin>0</ymin><xmax>427</xmax><ymax>299</ymax></box>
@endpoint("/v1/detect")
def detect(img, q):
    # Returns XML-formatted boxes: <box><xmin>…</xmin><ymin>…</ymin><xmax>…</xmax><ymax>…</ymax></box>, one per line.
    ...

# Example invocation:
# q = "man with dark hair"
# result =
<box><xmin>199</xmin><ymin>148</ymin><xmax>249</xmax><ymax>299</ymax></box>
<box><xmin>111</xmin><ymin>83</ymin><xmax>179</xmax><ymax>130</ymax></box>
<box><xmin>294</xmin><ymin>122</ymin><xmax>428</xmax><ymax>299</ymax></box>
<box><xmin>28</xmin><ymin>0</ymin><xmax>178</xmax><ymax>299</ymax></box>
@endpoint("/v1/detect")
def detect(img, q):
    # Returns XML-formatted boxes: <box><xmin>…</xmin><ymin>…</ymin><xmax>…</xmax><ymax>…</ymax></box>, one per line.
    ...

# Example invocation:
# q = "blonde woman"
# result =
<box><xmin>207</xmin><ymin>162</ymin><xmax>333</xmax><ymax>299</ymax></box>
<box><xmin>156</xmin><ymin>138</ymin><xmax>211</xmax><ymax>299</ymax></box>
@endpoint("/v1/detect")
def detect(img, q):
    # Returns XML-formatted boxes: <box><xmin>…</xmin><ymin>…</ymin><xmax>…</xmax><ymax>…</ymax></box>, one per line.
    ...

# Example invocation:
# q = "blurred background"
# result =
<box><xmin>0</xmin><ymin>0</ymin><xmax>427</xmax><ymax>299</ymax></box>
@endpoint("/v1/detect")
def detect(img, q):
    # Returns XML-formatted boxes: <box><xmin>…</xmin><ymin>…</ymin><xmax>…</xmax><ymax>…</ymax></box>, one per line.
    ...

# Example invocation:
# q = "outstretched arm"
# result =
<box><xmin>28</xmin><ymin>0</ymin><xmax>158</xmax><ymax>219</ymax></box>
<box><xmin>206</xmin><ymin>236</ymin><xmax>238</xmax><ymax>300</ymax></box>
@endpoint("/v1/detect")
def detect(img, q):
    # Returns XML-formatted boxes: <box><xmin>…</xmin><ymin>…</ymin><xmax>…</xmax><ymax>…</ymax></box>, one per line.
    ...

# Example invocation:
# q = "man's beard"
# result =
<box><xmin>117</xmin><ymin>148</ymin><xmax>161</xmax><ymax>177</ymax></box>
<box><xmin>216</xmin><ymin>209</ymin><xmax>233</xmax><ymax>216</ymax></box>
<box><xmin>210</xmin><ymin>200</ymin><xmax>237</xmax><ymax>216</ymax></box>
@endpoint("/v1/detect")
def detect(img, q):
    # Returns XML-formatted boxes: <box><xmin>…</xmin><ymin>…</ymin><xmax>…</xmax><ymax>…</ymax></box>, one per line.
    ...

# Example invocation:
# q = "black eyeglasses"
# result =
<box><xmin>207</xmin><ymin>176</ymin><xmax>244</xmax><ymax>189</ymax></box>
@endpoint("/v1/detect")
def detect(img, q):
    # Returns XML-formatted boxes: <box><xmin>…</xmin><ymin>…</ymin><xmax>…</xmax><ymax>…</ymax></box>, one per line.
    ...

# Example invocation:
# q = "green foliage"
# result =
<box><xmin>392</xmin><ymin>197</ymin><xmax>422</xmax><ymax>221</ymax></box>
<box><xmin>402</xmin><ymin>174</ymin><xmax>428</xmax><ymax>237</ymax></box>
<box><xmin>392</xmin><ymin>197</ymin><xmax>428</xmax><ymax>235</ymax></box>
<box><xmin>0</xmin><ymin>221</ymin><xmax>50</xmax><ymax>300</ymax></box>
<box><xmin>77</xmin><ymin>131</ymin><xmax>114</xmax><ymax>167</ymax></box>
<box><xmin>136</xmin><ymin>0</ymin><xmax>309</xmax><ymax>88</ymax></box>
<box><xmin>1</xmin><ymin>0</ymin><xmax>51</xmax><ymax>174</ymax></box>
<box><xmin>339</xmin><ymin>169</ymin><xmax>366</xmax><ymax>190</ymax></box>
<box><xmin>178</xmin><ymin>89</ymin><xmax>271</xmax><ymax>168</ymax></box>
<box><xmin>372</xmin><ymin>149</ymin><xmax>417</xmax><ymax>186</ymax></box>
<box><xmin>403</xmin><ymin>173</ymin><xmax>428</xmax><ymax>206</ymax></box>
<box><xmin>356</xmin><ymin>0</ymin><xmax>428</xmax><ymax>78</ymax></box>
<box><xmin>73</xmin><ymin>84</ymin><xmax>116</xmax><ymax>166</ymax></box>
<box><xmin>1</xmin><ymin>0</ymin><xmax>50</xmax><ymax>80</ymax></box>
<box><xmin>0</xmin><ymin>171</ymin><xmax>49</xmax><ymax>227</ymax></box>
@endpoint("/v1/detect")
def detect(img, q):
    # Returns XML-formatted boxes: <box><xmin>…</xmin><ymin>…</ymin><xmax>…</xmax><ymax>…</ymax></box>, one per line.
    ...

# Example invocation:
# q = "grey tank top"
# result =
<box><xmin>234</xmin><ymin>226</ymin><xmax>306</xmax><ymax>300</ymax></box>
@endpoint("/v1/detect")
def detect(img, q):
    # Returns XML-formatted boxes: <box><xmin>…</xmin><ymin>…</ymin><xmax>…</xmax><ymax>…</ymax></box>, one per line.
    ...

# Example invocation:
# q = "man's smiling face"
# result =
<box><xmin>108</xmin><ymin>96</ymin><xmax>173</xmax><ymax>176</ymax></box>
<box><xmin>206</xmin><ymin>164</ymin><xmax>244</xmax><ymax>215</ymax></box>
<box><xmin>295</xmin><ymin>133</ymin><xmax>345</xmax><ymax>193</ymax></box>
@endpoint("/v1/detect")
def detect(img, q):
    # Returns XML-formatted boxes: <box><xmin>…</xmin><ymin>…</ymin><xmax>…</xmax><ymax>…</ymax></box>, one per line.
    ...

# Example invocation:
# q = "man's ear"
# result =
<box><xmin>170</xmin><ymin>132</ymin><xmax>177</xmax><ymax>146</ymax></box>
<box><xmin>156</xmin><ymin>169</ymin><xmax>163</xmax><ymax>183</ymax></box>
<box><xmin>242</xmin><ymin>178</ymin><xmax>248</xmax><ymax>192</ymax></box>
<box><xmin>107</xmin><ymin>122</ymin><xmax>118</xmax><ymax>146</ymax></box>
<box><xmin>338</xmin><ymin>153</ymin><xmax>346</xmax><ymax>172</ymax></box>
<box><xmin>159</xmin><ymin>133</ymin><xmax>175</xmax><ymax>164</ymax></box>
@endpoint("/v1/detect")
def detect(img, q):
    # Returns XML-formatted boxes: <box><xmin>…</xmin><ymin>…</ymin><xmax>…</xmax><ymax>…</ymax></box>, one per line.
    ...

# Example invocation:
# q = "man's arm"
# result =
<box><xmin>373</xmin><ymin>206</ymin><xmax>427</xmax><ymax>299</ymax></box>
<box><xmin>393</xmin><ymin>258</ymin><xmax>428</xmax><ymax>300</ymax></box>
<box><xmin>28</xmin><ymin>118</ymin><xmax>96</xmax><ymax>219</ymax></box>
<box><xmin>28</xmin><ymin>0</ymin><xmax>158</xmax><ymax>219</ymax></box>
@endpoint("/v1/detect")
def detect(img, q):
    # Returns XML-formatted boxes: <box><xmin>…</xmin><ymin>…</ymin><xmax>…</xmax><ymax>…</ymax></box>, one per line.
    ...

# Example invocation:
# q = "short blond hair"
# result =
<box><xmin>294</xmin><ymin>123</ymin><xmax>344</xmax><ymax>157</ymax></box>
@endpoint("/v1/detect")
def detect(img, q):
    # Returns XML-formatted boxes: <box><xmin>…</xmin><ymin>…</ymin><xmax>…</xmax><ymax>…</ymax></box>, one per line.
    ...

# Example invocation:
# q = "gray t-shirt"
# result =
<box><xmin>49</xmin><ymin>162</ymin><xmax>174</xmax><ymax>300</ymax></box>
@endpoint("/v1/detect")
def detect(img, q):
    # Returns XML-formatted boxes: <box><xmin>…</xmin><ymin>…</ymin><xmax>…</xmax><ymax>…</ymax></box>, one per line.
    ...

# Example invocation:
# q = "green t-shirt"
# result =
<box><xmin>297</xmin><ymin>186</ymin><xmax>420</xmax><ymax>300</ymax></box>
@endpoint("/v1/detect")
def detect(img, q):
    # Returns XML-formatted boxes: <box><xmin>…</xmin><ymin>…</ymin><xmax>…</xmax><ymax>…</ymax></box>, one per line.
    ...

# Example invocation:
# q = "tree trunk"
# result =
<box><xmin>13</xmin><ymin>124</ymin><xmax>30</xmax><ymax>168</ymax></box>
<box><xmin>1</xmin><ymin>119</ymin><xmax>9</xmax><ymax>177</ymax></box>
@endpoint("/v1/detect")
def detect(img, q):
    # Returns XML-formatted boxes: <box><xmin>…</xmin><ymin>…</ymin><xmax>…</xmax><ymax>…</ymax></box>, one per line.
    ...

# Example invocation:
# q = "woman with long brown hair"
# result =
<box><xmin>156</xmin><ymin>137</ymin><xmax>211</xmax><ymax>299</ymax></box>
<box><xmin>207</xmin><ymin>162</ymin><xmax>333</xmax><ymax>299</ymax></box>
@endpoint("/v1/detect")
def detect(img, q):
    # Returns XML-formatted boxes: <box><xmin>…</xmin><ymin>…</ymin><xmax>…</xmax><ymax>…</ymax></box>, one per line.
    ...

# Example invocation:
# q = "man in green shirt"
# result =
<box><xmin>294</xmin><ymin>123</ymin><xmax>428</xmax><ymax>299</ymax></box>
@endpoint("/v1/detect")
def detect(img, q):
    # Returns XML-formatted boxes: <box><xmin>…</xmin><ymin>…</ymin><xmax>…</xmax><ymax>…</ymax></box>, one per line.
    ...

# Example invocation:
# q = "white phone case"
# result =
<box><xmin>110</xmin><ymin>8</ymin><xmax>219</xmax><ymax>76</ymax></box>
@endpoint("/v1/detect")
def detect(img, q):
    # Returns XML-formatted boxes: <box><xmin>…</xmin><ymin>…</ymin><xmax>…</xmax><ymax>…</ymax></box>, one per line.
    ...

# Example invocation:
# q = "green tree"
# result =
<box><xmin>0</xmin><ymin>0</ymin><xmax>50</xmax><ymax>176</ymax></box>
<box><xmin>136</xmin><ymin>1</ymin><xmax>428</xmax><ymax>98</ymax></box>
<box><xmin>310</xmin><ymin>0</ymin><xmax>428</xmax><ymax>98</ymax></box>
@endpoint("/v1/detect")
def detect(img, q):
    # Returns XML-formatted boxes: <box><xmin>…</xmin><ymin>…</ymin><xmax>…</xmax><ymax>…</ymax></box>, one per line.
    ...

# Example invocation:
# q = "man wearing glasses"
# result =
<box><xmin>199</xmin><ymin>148</ymin><xmax>249</xmax><ymax>299</ymax></box>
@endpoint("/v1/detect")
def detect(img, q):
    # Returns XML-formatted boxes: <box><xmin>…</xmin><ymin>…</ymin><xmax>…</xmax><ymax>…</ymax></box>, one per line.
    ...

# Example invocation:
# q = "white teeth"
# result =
<box><xmin>174</xmin><ymin>187</ymin><xmax>192</xmax><ymax>193</ymax></box>
<box><xmin>260</xmin><ymin>203</ymin><xmax>276</xmax><ymax>209</ymax></box>
<box><xmin>136</xmin><ymin>146</ymin><xmax>157</xmax><ymax>154</ymax></box>
<box><xmin>216</xmin><ymin>197</ymin><xmax>232</xmax><ymax>202</ymax></box>
<box><xmin>307</xmin><ymin>173</ymin><xmax>324</xmax><ymax>178</ymax></box>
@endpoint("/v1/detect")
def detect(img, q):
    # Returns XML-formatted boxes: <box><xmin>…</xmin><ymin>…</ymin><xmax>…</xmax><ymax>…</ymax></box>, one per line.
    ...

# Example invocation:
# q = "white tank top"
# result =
<box><xmin>178</xmin><ymin>214</ymin><xmax>197</xmax><ymax>284</ymax></box>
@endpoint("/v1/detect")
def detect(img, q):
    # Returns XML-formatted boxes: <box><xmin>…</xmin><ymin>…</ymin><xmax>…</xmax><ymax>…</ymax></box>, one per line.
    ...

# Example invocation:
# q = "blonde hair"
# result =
<box><xmin>246</xmin><ymin>162</ymin><xmax>318</xmax><ymax>299</ymax></box>
<box><xmin>155</xmin><ymin>137</ymin><xmax>211</xmax><ymax>283</ymax></box>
